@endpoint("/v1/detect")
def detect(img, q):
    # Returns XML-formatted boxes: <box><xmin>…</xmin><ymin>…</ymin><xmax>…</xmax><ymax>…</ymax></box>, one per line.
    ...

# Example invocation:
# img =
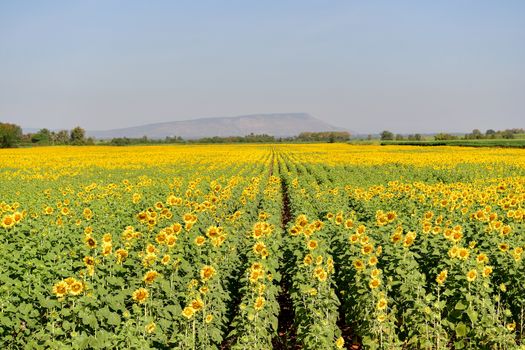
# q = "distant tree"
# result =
<box><xmin>31</xmin><ymin>128</ymin><xmax>52</xmax><ymax>144</ymax></box>
<box><xmin>468</xmin><ymin>129</ymin><xmax>483</xmax><ymax>139</ymax></box>
<box><xmin>70</xmin><ymin>126</ymin><xmax>86</xmax><ymax>145</ymax></box>
<box><xmin>0</xmin><ymin>122</ymin><xmax>23</xmax><ymax>148</ymax></box>
<box><xmin>501</xmin><ymin>130</ymin><xmax>515</xmax><ymax>139</ymax></box>
<box><xmin>54</xmin><ymin>130</ymin><xmax>70</xmax><ymax>144</ymax></box>
<box><xmin>395</xmin><ymin>134</ymin><xmax>404</xmax><ymax>141</ymax></box>
<box><xmin>367</xmin><ymin>134</ymin><xmax>372</xmax><ymax>141</ymax></box>
<box><xmin>485</xmin><ymin>129</ymin><xmax>496</xmax><ymax>136</ymax></box>
<box><xmin>408</xmin><ymin>133</ymin><xmax>423</xmax><ymax>141</ymax></box>
<box><xmin>380</xmin><ymin>130</ymin><xmax>394</xmax><ymax>141</ymax></box>
<box><xmin>434</xmin><ymin>133</ymin><xmax>458</xmax><ymax>141</ymax></box>
<box><xmin>297</xmin><ymin>131</ymin><xmax>350</xmax><ymax>142</ymax></box>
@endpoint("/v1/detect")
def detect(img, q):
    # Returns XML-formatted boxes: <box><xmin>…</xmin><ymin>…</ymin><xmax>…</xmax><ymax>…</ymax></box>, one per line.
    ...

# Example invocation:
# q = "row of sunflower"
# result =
<box><xmin>278</xmin><ymin>155</ymin><xmax>345</xmax><ymax>349</ymax></box>
<box><xmin>281</xmin><ymin>145</ymin><xmax>525</xmax><ymax>349</ymax></box>
<box><xmin>0</xmin><ymin>145</ymin><xmax>279</xmax><ymax>349</ymax></box>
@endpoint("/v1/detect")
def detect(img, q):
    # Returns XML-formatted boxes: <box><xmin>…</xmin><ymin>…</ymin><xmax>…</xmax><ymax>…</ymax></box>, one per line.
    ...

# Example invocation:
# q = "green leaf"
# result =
<box><xmin>466</xmin><ymin>308</ymin><xmax>478</xmax><ymax>323</ymax></box>
<box><xmin>455</xmin><ymin>322</ymin><xmax>468</xmax><ymax>337</ymax></box>
<box><xmin>106</xmin><ymin>312</ymin><xmax>121</xmax><ymax>326</ymax></box>
<box><xmin>455</xmin><ymin>301</ymin><xmax>467</xmax><ymax>310</ymax></box>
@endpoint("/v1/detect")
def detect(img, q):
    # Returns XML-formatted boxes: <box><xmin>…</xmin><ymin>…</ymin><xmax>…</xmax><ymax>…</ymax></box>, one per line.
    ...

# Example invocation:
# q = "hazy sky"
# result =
<box><xmin>1</xmin><ymin>1</ymin><xmax>524</xmax><ymax>134</ymax></box>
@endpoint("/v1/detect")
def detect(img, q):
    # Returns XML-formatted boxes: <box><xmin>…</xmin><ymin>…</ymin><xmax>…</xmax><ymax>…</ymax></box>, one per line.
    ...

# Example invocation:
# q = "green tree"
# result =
<box><xmin>31</xmin><ymin>128</ymin><xmax>52</xmax><ymax>144</ymax></box>
<box><xmin>380</xmin><ymin>130</ymin><xmax>394</xmax><ymax>140</ymax></box>
<box><xmin>70</xmin><ymin>126</ymin><xmax>86</xmax><ymax>145</ymax></box>
<box><xmin>53</xmin><ymin>130</ymin><xmax>69</xmax><ymax>144</ymax></box>
<box><xmin>0</xmin><ymin>122</ymin><xmax>23</xmax><ymax>148</ymax></box>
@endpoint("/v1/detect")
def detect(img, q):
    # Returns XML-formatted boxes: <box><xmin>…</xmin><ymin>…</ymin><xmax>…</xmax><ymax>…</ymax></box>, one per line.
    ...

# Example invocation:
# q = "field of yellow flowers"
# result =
<box><xmin>1</xmin><ymin>144</ymin><xmax>525</xmax><ymax>349</ymax></box>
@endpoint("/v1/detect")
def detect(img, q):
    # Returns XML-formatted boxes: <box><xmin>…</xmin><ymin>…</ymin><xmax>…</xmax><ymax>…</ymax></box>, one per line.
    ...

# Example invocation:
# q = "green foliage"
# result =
<box><xmin>0</xmin><ymin>122</ymin><xmax>23</xmax><ymax>148</ymax></box>
<box><xmin>296</xmin><ymin>131</ymin><xmax>350</xmax><ymax>143</ymax></box>
<box><xmin>380</xmin><ymin>130</ymin><xmax>394</xmax><ymax>141</ymax></box>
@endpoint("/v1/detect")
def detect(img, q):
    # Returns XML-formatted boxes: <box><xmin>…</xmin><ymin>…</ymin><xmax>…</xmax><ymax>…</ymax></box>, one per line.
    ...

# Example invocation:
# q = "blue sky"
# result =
<box><xmin>1</xmin><ymin>1</ymin><xmax>524</xmax><ymax>133</ymax></box>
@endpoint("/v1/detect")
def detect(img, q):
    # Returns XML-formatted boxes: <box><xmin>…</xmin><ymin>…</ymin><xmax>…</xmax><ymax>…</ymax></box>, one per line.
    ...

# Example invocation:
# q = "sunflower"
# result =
<box><xmin>85</xmin><ymin>236</ymin><xmax>97</xmax><ymax>249</ymax></box>
<box><xmin>315</xmin><ymin>255</ymin><xmax>323</xmax><ymax>265</ymax></box>
<box><xmin>102</xmin><ymin>243</ymin><xmax>112</xmax><ymax>256</ymax></box>
<box><xmin>500</xmin><ymin>225</ymin><xmax>512</xmax><ymax>236</ymax></box>
<box><xmin>315</xmin><ymin>268</ymin><xmax>327</xmax><ymax>282</ymax></box>
<box><xmin>457</xmin><ymin>248</ymin><xmax>470</xmax><ymax>260</ymax></box>
<box><xmin>182</xmin><ymin>306</ymin><xmax>194</xmax><ymax>319</ymax></box>
<box><xmin>253</xmin><ymin>241</ymin><xmax>266</xmax><ymax>255</ymax></box>
<box><xmin>69</xmin><ymin>280</ymin><xmax>84</xmax><ymax>296</ymax></box>
<box><xmin>155</xmin><ymin>232</ymin><xmax>167</xmax><ymax>244</ymax></box>
<box><xmin>436</xmin><ymin>270</ymin><xmax>448</xmax><ymax>285</ymax></box>
<box><xmin>448</xmin><ymin>246</ymin><xmax>459</xmax><ymax>258</ymax></box>
<box><xmin>353</xmin><ymin>259</ymin><xmax>365</xmax><ymax>271</ymax></box>
<box><xmin>254</xmin><ymin>296</ymin><xmax>265</xmax><ymax>311</ymax></box>
<box><xmin>482</xmin><ymin>266</ymin><xmax>493</xmax><ymax>278</ymax></box>
<box><xmin>368</xmin><ymin>255</ymin><xmax>378</xmax><ymax>266</ymax></box>
<box><xmin>289</xmin><ymin>226</ymin><xmax>301</xmax><ymax>236</ymax></box>
<box><xmin>166</xmin><ymin>235</ymin><xmax>177</xmax><ymax>248</ymax></box>
<box><xmin>403</xmin><ymin>232</ymin><xmax>416</xmax><ymax>247</ymax></box>
<box><xmin>386</xmin><ymin>211</ymin><xmax>397</xmax><ymax>222</ymax></box>
<box><xmin>205</xmin><ymin>314</ymin><xmax>214</xmax><ymax>323</ymax></box>
<box><xmin>349</xmin><ymin>234</ymin><xmax>360</xmax><ymax>244</ymax></box>
<box><xmin>307</xmin><ymin>240</ymin><xmax>318</xmax><ymax>250</ymax></box>
<box><xmin>391</xmin><ymin>232</ymin><xmax>402</xmax><ymax>244</ymax></box>
<box><xmin>146</xmin><ymin>244</ymin><xmax>157</xmax><ymax>254</ymax></box>
<box><xmin>172</xmin><ymin>223</ymin><xmax>182</xmax><ymax>234</ymax></box>
<box><xmin>83</xmin><ymin>256</ymin><xmax>95</xmax><ymax>266</ymax></box>
<box><xmin>161</xmin><ymin>254</ymin><xmax>171</xmax><ymax>265</ymax></box>
<box><xmin>190</xmin><ymin>298</ymin><xmax>204</xmax><ymax>311</ymax></box>
<box><xmin>194</xmin><ymin>236</ymin><xmax>206</xmax><ymax>246</ymax></box>
<box><xmin>335</xmin><ymin>336</ymin><xmax>344</xmax><ymax>349</ymax></box>
<box><xmin>249</xmin><ymin>269</ymin><xmax>263</xmax><ymax>283</ymax></box>
<box><xmin>466</xmin><ymin>269</ymin><xmax>478</xmax><ymax>282</ymax></box>
<box><xmin>303</xmin><ymin>254</ymin><xmax>313</xmax><ymax>266</ymax></box>
<box><xmin>370</xmin><ymin>268</ymin><xmax>381</xmax><ymax>278</ymax></box>
<box><xmin>52</xmin><ymin>281</ymin><xmax>69</xmax><ymax>298</ymax></box>
<box><xmin>369</xmin><ymin>278</ymin><xmax>381</xmax><ymax>289</ymax></box>
<box><xmin>1</xmin><ymin>215</ymin><xmax>15</xmax><ymax>229</ymax></box>
<box><xmin>145</xmin><ymin>322</ymin><xmax>156</xmax><ymax>334</ymax></box>
<box><xmin>476</xmin><ymin>253</ymin><xmax>489</xmax><ymax>264</ymax></box>
<box><xmin>361</xmin><ymin>244</ymin><xmax>373</xmax><ymax>255</ymax></box>
<box><xmin>200</xmin><ymin>265</ymin><xmax>216</xmax><ymax>281</ymax></box>
<box><xmin>132</xmin><ymin>288</ymin><xmax>149</xmax><ymax>304</ymax></box>
<box><xmin>115</xmin><ymin>249</ymin><xmax>128</xmax><ymax>263</ymax></box>
<box><xmin>376</xmin><ymin>297</ymin><xmax>388</xmax><ymax>310</ymax></box>
<box><xmin>143</xmin><ymin>270</ymin><xmax>159</xmax><ymax>284</ymax></box>
<box><xmin>206</xmin><ymin>226</ymin><xmax>220</xmax><ymax>238</ymax></box>
<box><xmin>12</xmin><ymin>212</ymin><xmax>23</xmax><ymax>223</ymax></box>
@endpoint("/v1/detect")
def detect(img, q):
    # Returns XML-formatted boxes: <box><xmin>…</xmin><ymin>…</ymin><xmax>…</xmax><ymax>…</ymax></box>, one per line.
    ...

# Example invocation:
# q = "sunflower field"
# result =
<box><xmin>1</xmin><ymin>144</ymin><xmax>525</xmax><ymax>349</ymax></box>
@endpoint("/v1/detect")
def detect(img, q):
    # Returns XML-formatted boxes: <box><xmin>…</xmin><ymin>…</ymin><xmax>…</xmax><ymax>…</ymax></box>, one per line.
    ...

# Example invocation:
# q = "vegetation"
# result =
<box><xmin>0</xmin><ymin>122</ymin><xmax>23</xmax><ymax>148</ymax></box>
<box><xmin>381</xmin><ymin>139</ymin><xmax>525</xmax><ymax>148</ymax></box>
<box><xmin>1</xmin><ymin>144</ymin><xmax>525</xmax><ymax>349</ymax></box>
<box><xmin>296</xmin><ymin>131</ymin><xmax>350</xmax><ymax>143</ymax></box>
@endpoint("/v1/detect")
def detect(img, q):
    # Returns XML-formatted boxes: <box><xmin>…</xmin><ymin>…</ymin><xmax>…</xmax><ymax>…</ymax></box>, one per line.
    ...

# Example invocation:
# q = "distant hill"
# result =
<box><xmin>87</xmin><ymin>113</ymin><xmax>347</xmax><ymax>140</ymax></box>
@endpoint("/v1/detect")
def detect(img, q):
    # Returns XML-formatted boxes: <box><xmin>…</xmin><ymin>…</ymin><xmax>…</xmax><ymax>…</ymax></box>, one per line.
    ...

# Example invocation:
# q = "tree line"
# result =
<box><xmin>0</xmin><ymin>124</ymin><xmax>95</xmax><ymax>148</ymax></box>
<box><xmin>0</xmin><ymin>123</ymin><xmax>352</xmax><ymax>148</ymax></box>
<box><xmin>380</xmin><ymin>128</ymin><xmax>524</xmax><ymax>141</ymax></box>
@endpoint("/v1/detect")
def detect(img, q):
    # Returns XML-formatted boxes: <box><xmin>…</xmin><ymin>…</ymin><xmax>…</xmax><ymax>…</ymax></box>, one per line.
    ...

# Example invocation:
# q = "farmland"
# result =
<box><xmin>1</xmin><ymin>144</ymin><xmax>525</xmax><ymax>349</ymax></box>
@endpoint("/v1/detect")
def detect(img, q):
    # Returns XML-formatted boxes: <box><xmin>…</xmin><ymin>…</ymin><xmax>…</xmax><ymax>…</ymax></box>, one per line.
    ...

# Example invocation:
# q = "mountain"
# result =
<box><xmin>87</xmin><ymin>113</ymin><xmax>347</xmax><ymax>139</ymax></box>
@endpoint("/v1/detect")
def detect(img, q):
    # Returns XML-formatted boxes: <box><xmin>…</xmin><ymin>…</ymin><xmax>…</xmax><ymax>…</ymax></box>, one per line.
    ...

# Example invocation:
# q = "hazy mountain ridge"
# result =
<box><xmin>87</xmin><ymin>113</ymin><xmax>347</xmax><ymax>139</ymax></box>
